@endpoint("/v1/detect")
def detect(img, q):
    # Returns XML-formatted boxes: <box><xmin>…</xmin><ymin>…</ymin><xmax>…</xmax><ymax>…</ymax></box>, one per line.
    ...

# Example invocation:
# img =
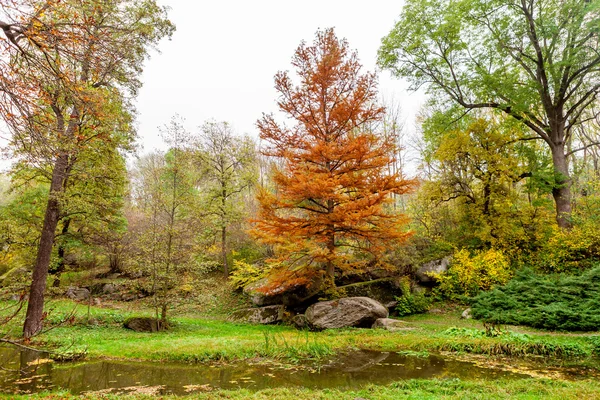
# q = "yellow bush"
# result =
<box><xmin>229</xmin><ymin>260</ymin><xmax>264</xmax><ymax>290</ymax></box>
<box><xmin>434</xmin><ymin>248</ymin><xmax>512</xmax><ymax>297</ymax></box>
<box><xmin>536</xmin><ymin>222</ymin><xmax>600</xmax><ymax>272</ymax></box>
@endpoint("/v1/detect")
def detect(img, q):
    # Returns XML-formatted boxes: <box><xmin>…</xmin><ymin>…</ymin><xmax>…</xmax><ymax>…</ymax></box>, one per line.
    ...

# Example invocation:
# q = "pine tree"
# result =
<box><xmin>253</xmin><ymin>29</ymin><xmax>413</xmax><ymax>287</ymax></box>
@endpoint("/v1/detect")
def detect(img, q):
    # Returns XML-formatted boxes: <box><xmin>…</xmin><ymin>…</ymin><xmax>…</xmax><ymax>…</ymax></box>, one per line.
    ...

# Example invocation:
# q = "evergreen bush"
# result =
<box><xmin>471</xmin><ymin>266</ymin><xmax>600</xmax><ymax>331</ymax></box>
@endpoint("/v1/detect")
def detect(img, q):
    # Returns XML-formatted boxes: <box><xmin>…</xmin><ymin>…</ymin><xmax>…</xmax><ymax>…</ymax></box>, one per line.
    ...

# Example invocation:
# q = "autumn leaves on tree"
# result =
<box><xmin>253</xmin><ymin>29</ymin><xmax>413</xmax><ymax>286</ymax></box>
<box><xmin>0</xmin><ymin>0</ymin><xmax>173</xmax><ymax>338</ymax></box>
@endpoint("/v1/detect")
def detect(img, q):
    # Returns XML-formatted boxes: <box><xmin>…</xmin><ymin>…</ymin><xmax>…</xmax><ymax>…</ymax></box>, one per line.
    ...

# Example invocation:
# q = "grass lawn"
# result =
<box><xmin>0</xmin><ymin>298</ymin><xmax>597</xmax><ymax>364</ymax></box>
<box><xmin>1</xmin><ymin>298</ymin><xmax>600</xmax><ymax>399</ymax></box>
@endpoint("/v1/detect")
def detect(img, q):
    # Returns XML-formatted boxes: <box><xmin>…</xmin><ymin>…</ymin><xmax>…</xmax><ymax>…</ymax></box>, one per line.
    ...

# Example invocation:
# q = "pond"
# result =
<box><xmin>0</xmin><ymin>346</ymin><xmax>592</xmax><ymax>396</ymax></box>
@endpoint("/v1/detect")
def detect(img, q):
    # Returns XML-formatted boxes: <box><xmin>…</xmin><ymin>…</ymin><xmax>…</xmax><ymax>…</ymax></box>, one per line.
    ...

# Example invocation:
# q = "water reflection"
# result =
<box><xmin>0</xmin><ymin>346</ymin><xmax>564</xmax><ymax>396</ymax></box>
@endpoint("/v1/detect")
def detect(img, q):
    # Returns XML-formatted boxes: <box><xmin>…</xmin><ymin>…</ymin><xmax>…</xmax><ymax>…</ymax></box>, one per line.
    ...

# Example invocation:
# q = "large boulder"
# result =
<box><xmin>66</xmin><ymin>286</ymin><xmax>90</xmax><ymax>301</ymax></box>
<box><xmin>124</xmin><ymin>317</ymin><xmax>161</xmax><ymax>332</ymax></box>
<box><xmin>229</xmin><ymin>305</ymin><xmax>284</xmax><ymax>324</ymax></box>
<box><xmin>415</xmin><ymin>257</ymin><xmax>451</xmax><ymax>284</ymax></box>
<box><xmin>337</xmin><ymin>278</ymin><xmax>402</xmax><ymax>306</ymax></box>
<box><xmin>243</xmin><ymin>276</ymin><xmax>323</xmax><ymax>308</ymax></box>
<box><xmin>305</xmin><ymin>297</ymin><xmax>388</xmax><ymax>330</ymax></box>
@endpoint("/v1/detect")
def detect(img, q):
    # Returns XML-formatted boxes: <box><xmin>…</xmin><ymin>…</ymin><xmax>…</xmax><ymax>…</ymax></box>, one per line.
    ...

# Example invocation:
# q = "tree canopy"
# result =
<box><xmin>253</xmin><ymin>28</ymin><xmax>413</xmax><ymax>286</ymax></box>
<box><xmin>378</xmin><ymin>0</ymin><xmax>600</xmax><ymax>229</ymax></box>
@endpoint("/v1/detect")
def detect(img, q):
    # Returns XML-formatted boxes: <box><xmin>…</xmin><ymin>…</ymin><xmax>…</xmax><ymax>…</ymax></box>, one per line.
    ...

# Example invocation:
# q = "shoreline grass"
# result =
<box><xmin>1</xmin><ymin>299</ymin><xmax>599</xmax><ymax>366</ymax></box>
<box><xmin>9</xmin><ymin>378</ymin><xmax>600</xmax><ymax>399</ymax></box>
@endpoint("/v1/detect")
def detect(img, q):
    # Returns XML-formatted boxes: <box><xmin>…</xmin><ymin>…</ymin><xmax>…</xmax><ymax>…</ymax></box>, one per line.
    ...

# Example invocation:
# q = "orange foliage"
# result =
<box><xmin>252</xmin><ymin>29</ymin><xmax>414</xmax><ymax>281</ymax></box>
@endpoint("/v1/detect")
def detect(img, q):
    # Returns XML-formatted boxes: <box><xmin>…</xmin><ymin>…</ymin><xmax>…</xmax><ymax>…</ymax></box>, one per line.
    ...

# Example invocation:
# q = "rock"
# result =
<box><xmin>384</xmin><ymin>300</ymin><xmax>398</xmax><ymax>310</ymax></box>
<box><xmin>66</xmin><ymin>286</ymin><xmax>90</xmax><ymax>301</ymax></box>
<box><xmin>292</xmin><ymin>314</ymin><xmax>308</xmax><ymax>329</ymax></box>
<box><xmin>121</xmin><ymin>293</ymin><xmax>138</xmax><ymax>302</ymax></box>
<box><xmin>124</xmin><ymin>317</ymin><xmax>161</xmax><ymax>332</ymax></box>
<box><xmin>337</xmin><ymin>278</ymin><xmax>403</xmax><ymax>305</ymax></box>
<box><xmin>305</xmin><ymin>297</ymin><xmax>388</xmax><ymax>330</ymax></box>
<box><xmin>102</xmin><ymin>283</ymin><xmax>117</xmax><ymax>294</ymax></box>
<box><xmin>372</xmin><ymin>318</ymin><xmax>412</xmax><ymax>331</ymax></box>
<box><xmin>412</xmin><ymin>283</ymin><xmax>428</xmax><ymax>294</ymax></box>
<box><xmin>229</xmin><ymin>305</ymin><xmax>284</xmax><ymax>324</ymax></box>
<box><xmin>415</xmin><ymin>257</ymin><xmax>451</xmax><ymax>284</ymax></box>
<box><xmin>461</xmin><ymin>307</ymin><xmax>472</xmax><ymax>319</ymax></box>
<box><xmin>243</xmin><ymin>276</ymin><xmax>323</xmax><ymax>308</ymax></box>
<box><xmin>93</xmin><ymin>298</ymin><xmax>101</xmax><ymax>306</ymax></box>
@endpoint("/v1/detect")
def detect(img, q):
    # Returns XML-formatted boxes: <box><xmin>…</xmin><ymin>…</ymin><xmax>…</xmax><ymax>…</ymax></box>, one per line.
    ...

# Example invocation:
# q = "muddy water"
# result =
<box><xmin>0</xmin><ymin>346</ymin><xmax>566</xmax><ymax>396</ymax></box>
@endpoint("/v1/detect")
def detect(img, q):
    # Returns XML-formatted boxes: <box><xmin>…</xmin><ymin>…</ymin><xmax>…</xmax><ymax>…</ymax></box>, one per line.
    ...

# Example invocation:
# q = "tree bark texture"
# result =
<box><xmin>23</xmin><ymin>154</ymin><xmax>69</xmax><ymax>339</ymax></box>
<box><xmin>551</xmin><ymin>144</ymin><xmax>572</xmax><ymax>229</ymax></box>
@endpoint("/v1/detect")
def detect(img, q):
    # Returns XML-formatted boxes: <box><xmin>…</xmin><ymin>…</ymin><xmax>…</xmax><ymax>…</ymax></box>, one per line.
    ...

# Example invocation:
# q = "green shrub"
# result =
<box><xmin>471</xmin><ymin>266</ymin><xmax>600</xmax><ymax>331</ymax></box>
<box><xmin>395</xmin><ymin>278</ymin><xmax>431</xmax><ymax>316</ymax></box>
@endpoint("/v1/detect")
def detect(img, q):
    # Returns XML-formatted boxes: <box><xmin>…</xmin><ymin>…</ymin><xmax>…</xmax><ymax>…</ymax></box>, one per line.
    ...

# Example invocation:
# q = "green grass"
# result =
<box><xmin>2</xmin><ymin>299</ymin><xmax>600</xmax><ymax>399</ymax></box>
<box><xmin>0</xmin><ymin>299</ymin><xmax>596</xmax><ymax>365</ymax></box>
<box><xmin>1</xmin><ymin>298</ymin><xmax>599</xmax><ymax>365</ymax></box>
<box><xmin>11</xmin><ymin>378</ymin><xmax>600</xmax><ymax>399</ymax></box>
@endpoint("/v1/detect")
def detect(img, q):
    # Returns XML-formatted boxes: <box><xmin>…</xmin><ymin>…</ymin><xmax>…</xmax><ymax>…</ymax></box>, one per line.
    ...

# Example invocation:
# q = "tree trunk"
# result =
<box><xmin>52</xmin><ymin>218</ymin><xmax>71</xmax><ymax>288</ymax></box>
<box><xmin>550</xmin><ymin>143</ymin><xmax>572</xmax><ymax>229</ymax></box>
<box><xmin>221</xmin><ymin>181</ymin><xmax>229</xmax><ymax>277</ymax></box>
<box><xmin>221</xmin><ymin>225</ymin><xmax>228</xmax><ymax>276</ymax></box>
<box><xmin>160</xmin><ymin>303</ymin><xmax>167</xmax><ymax>330</ymax></box>
<box><xmin>326</xmin><ymin>198</ymin><xmax>335</xmax><ymax>282</ymax></box>
<box><xmin>23</xmin><ymin>154</ymin><xmax>69</xmax><ymax>339</ymax></box>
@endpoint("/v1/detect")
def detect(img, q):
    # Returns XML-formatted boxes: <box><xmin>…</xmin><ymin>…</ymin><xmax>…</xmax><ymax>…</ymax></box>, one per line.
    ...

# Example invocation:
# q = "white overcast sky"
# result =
<box><xmin>135</xmin><ymin>0</ymin><xmax>425</xmax><ymax>155</ymax></box>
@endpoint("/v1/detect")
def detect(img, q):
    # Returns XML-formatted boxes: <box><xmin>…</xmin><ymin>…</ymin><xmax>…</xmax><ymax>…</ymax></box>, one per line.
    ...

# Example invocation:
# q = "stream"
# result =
<box><xmin>0</xmin><ymin>346</ymin><xmax>594</xmax><ymax>396</ymax></box>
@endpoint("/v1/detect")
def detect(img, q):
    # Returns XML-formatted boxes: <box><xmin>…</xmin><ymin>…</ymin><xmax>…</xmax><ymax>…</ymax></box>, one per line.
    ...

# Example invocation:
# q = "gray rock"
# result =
<box><xmin>124</xmin><ymin>317</ymin><xmax>161</xmax><ymax>332</ymax></box>
<box><xmin>120</xmin><ymin>293</ymin><xmax>137</xmax><ymax>302</ymax></box>
<box><xmin>102</xmin><ymin>283</ymin><xmax>117</xmax><ymax>294</ymax></box>
<box><xmin>305</xmin><ymin>297</ymin><xmax>388</xmax><ymax>330</ymax></box>
<box><xmin>461</xmin><ymin>307</ymin><xmax>472</xmax><ymax>319</ymax></box>
<box><xmin>292</xmin><ymin>314</ymin><xmax>308</xmax><ymax>329</ymax></box>
<box><xmin>384</xmin><ymin>300</ymin><xmax>398</xmax><ymax>310</ymax></box>
<box><xmin>337</xmin><ymin>278</ymin><xmax>403</xmax><ymax>305</ymax></box>
<box><xmin>415</xmin><ymin>257</ymin><xmax>451</xmax><ymax>284</ymax></box>
<box><xmin>372</xmin><ymin>318</ymin><xmax>413</xmax><ymax>332</ymax></box>
<box><xmin>243</xmin><ymin>276</ymin><xmax>322</xmax><ymax>307</ymax></box>
<box><xmin>66</xmin><ymin>286</ymin><xmax>90</xmax><ymax>301</ymax></box>
<box><xmin>230</xmin><ymin>305</ymin><xmax>284</xmax><ymax>324</ymax></box>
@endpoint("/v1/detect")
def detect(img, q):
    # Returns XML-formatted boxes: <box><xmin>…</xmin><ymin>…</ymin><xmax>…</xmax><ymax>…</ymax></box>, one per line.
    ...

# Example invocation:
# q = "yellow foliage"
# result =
<box><xmin>229</xmin><ymin>260</ymin><xmax>265</xmax><ymax>290</ymax></box>
<box><xmin>433</xmin><ymin>248</ymin><xmax>512</xmax><ymax>297</ymax></box>
<box><xmin>535</xmin><ymin>222</ymin><xmax>600</xmax><ymax>272</ymax></box>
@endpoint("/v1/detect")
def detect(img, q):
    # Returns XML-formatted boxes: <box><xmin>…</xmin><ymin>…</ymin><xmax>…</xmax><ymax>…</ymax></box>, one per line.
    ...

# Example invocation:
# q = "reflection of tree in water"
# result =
<box><xmin>17</xmin><ymin>349</ymin><xmax>52</xmax><ymax>393</ymax></box>
<box><xmin>1</xmin><ymin>349</ymin><xmax>542</xmax><ymax>395</ymax></box>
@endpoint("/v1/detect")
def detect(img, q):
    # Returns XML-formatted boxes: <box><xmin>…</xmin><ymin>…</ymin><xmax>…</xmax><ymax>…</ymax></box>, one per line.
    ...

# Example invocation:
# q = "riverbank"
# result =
<box><xmin>1</xmin><ymin>298</ymin><xmax>600</xmax><ymax>398</ymax></box>
<box><xmin>0</xmin><ymin>299</ymin><xmax>598</xmax><ymax>363</ymax></box>
<box><xmin>11</xmin><ymin>378</ymin><xmax>600</xmax><ymax>399</ymax></box>
<box><xmin>22</xmin><ymin>300</ymin><xmax>600</xmax><ymax>364</ymax></box>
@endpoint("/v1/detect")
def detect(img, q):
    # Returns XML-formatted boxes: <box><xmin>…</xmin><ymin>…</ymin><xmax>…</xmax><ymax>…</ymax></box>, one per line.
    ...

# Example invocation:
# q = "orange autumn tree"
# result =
<box><xmin>253</xmin><ymin>28</ymin><xmax>413</xmax><ymax>288</ymax></box>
